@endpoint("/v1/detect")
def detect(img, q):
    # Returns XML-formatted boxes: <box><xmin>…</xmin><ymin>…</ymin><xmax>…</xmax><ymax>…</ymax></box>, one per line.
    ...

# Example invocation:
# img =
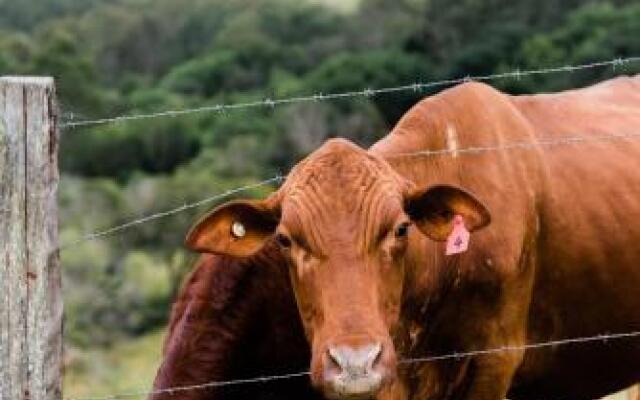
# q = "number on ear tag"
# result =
<box><xmin>445</xmin><ymin>215</ymin><xmax>470</xmax><ymax>255</ymax></box>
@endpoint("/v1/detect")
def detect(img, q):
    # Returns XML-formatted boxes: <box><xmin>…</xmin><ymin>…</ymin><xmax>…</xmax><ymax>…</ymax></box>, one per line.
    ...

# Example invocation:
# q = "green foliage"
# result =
<box><xmin>0</xmin><ymin>31</ymin><xmax>35</xmax><ymax>73</ymax></box>
<box><xmin>303</xmin><ymin>50</ymin><xmax>431</xmax><ymax>124</ymax></box>
<box><xmin>161</xmin><ymin>51</ymin><xmax>242</xmax><ymax>96</ymax></box>
<box><xmin>31</xmin><ymin>25</ymin><xmax>106</xmax><ymax>113</ymax></box>
<box><xmin>0</xmin><ymin>0</ymin><xmax>109</xmax><ymax>31</ymax></box>
<box><xmin>514</xmin><ymin>3</ymin><xmax>640</xmax><ymax>92</ymax></box>
<box><xmin>61</xmin><ymin>117</ymin><xmax>201</xmax><ymax>179</ymax></box>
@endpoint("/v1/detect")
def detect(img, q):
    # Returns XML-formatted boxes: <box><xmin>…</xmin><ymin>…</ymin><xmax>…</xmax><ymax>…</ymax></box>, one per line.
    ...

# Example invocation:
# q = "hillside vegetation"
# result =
<box><xmin>1</xmin><ymin>0</ymin><xmax>639</xmax><ymax>397</ymax></box>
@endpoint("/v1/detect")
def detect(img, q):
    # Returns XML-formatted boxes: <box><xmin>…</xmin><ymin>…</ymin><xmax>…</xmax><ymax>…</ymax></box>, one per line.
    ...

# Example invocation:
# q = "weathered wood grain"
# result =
<box><xmin>0</xmin><ymin>77</ymin><xmax>61</xmax><ymax>400</ymax></box>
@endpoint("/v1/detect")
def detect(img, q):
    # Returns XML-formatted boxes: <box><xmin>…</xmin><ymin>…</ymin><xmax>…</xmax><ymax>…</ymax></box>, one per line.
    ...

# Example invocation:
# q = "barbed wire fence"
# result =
<box><xmin>61</xmin><ymin>56</ymin><xmax>640</xmax><ymax>129</ymax></box>
<box><xmin>58</xmin><ymin>55</ymin><xmax>640</xmax><ymax>400</ymax></box>
<box><xmin>66</xmin><ymin>330</ymin><xmax>640</xmax><ymax>400</ymax></box>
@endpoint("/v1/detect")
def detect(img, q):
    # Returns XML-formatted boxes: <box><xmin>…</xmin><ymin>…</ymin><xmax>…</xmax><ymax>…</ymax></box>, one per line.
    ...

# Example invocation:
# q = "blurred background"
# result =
<box><xmin>1</xmin><ymin>0</ymin><xmax>639</xmax><ymax>398</ymax></box>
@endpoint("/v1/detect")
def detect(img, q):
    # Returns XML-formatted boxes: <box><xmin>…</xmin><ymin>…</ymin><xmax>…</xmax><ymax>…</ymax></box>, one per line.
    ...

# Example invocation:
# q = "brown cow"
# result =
<box><xmin>162</xmin><ymin>75</ymin><xmax>640</xmax><ymax>400</ymax></box>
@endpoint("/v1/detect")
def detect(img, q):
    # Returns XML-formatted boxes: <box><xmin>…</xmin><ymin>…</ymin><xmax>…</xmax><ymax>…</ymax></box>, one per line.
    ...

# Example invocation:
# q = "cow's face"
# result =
<box><xmin>186</xmin><ymin>139</ymin><xmax>490</xmax><ymax>399</ymax></box>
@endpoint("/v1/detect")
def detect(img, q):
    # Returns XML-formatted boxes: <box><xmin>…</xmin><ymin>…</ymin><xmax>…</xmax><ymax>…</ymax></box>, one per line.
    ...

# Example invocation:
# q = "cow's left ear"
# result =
<box><xmin>185</xmin><ymin>199</ymin><xmax>280</xmax><ymax>257</ymax></box>
<box><xmin>404</xmin><ymin>185</ymin><xmax>491</xmax><ymax>241</ymax></box>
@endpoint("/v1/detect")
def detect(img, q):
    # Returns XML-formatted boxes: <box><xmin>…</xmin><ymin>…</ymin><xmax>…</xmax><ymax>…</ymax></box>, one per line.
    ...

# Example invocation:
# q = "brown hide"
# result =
<box><xmin>155</xmin><ymin>76</ymin><xmax>640</xmax><ymax>400</ymax></box>
<box><xmin>150</xmin><ymin>242</ymin><xmax>321</xmax><ymax>400</ymax></box>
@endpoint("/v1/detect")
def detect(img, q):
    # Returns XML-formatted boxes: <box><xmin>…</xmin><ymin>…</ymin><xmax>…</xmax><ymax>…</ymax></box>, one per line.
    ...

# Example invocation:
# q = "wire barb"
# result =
<box><xmin>60</xmin><ymin>56</ymin><xmax>640</xmax><ymax>129</ymax></box>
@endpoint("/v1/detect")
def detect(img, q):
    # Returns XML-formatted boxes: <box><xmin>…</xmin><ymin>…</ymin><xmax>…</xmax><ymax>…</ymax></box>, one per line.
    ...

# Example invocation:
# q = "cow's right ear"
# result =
<box><xmin>185</xmin><ymin>200</ymin><xmax>280</xmax><ymax>257</ymax></box>
<box><xmin>404</xmin><ymin>184</ymin><xmax>491</xmax><ymax>241</ymax></box>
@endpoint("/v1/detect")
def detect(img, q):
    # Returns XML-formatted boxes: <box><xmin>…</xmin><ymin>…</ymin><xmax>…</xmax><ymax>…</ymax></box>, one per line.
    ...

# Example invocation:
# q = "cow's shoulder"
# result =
<box><xmin>440</xmin><ymin>80</ymin><xmax>507</xmax><ymax>100</ymax></box>
<box><xmin>374</xmin><ymin>80</ymin><xmax>528</xmax><ymax>160</ymax></box>
<box><xmin>393</xmin><ymin>81</ymin><xmax>519</xmax><ymax>133</ymax></box>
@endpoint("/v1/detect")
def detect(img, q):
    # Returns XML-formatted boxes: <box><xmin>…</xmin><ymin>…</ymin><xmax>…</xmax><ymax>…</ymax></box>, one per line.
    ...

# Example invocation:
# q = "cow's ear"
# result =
<box><xmin>186</xmin><ymin>200</ymin><xmax>279</xmax><ymax>257</ymax></box>
<box><xmin>405</xmin><ymin>185</ymin><xmax>490</xmax><ymax>241</ymax></box>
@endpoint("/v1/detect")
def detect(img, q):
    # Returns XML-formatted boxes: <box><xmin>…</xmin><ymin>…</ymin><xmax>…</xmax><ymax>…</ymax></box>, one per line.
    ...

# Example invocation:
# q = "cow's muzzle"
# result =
<box><xmin>322</xmin><ymin>342</ymin><xmax>389</xmax><ymax>399</ymax></box>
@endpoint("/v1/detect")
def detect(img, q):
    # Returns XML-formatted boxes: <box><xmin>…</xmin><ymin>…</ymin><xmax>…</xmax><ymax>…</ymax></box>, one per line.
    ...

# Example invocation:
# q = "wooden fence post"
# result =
<box><xmin>0</xmin><ymin>77</ymin><xmax>62</xmax><ymax>400</ymax></box>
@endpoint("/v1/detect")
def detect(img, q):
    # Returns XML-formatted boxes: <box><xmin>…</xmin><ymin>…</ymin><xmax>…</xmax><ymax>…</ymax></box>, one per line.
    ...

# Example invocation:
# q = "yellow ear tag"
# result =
<box><xmin>231</xmin><ymin>221</ymin><xmax>246</xmax><ymax>239</ymax></box>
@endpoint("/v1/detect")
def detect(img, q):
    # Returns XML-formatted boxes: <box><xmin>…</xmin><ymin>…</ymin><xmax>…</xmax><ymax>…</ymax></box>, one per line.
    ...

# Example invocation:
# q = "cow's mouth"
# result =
<box><xmin>324</xmin><ymin>372</ymin><xmax>384</xmax><ymax>399</ymax></box>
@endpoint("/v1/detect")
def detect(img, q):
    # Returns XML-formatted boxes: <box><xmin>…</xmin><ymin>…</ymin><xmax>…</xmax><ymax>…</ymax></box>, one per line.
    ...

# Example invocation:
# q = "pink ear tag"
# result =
<box><xmin>445</xmin><ymin>215</ymin><xmax>470</xmax><ymax>256</ymax></box>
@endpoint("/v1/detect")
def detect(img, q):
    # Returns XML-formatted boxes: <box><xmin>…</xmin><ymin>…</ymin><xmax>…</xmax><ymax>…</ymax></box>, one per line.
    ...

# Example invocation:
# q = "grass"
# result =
<box><xmin>64</xmin><ymin>330</ymin><xmax>165</xmax><ymax>399</ymax></box>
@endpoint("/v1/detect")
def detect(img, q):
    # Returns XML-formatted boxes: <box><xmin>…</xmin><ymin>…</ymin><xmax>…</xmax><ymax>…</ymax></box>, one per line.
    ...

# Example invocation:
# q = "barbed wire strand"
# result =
<box><xmin>61</xmin><ymin>56</ymin><xmax>640</xmax><ymax>129</ymax></box>
<box><xmin>58</xmin><ymin>129</ymin><xmax>640</xmax><ymax>251</ymax></box>
<box><xmin>64</xmin><ymin>371</ymin><xmax>311</xmax><ymax>400</ymax></box>
<box><xmin>57</xmin><ymin>175</ymin><xmax>284</xmax><ymax>250</ymax></box>
<box><xmin>389</xmin><ymin>131</ymin><xmax>640</xmax><ymax>158</ymax></box>
<box><xmin>399</xmin><ymin>330</ymin><xmax>640</xmax><ymax>365</ymax></box>
<box><xmin>65</xmin><ymin>330</ymin><xmax>640</xmax><ymax>400</ymax></box>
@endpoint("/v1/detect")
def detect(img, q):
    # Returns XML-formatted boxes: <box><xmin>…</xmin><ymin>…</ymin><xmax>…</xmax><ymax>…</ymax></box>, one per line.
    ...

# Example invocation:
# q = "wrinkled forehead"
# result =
<box><xmin>278</xmin><ymin>141</ymin><xmax>406</xmax><ymax>240</ymax></box>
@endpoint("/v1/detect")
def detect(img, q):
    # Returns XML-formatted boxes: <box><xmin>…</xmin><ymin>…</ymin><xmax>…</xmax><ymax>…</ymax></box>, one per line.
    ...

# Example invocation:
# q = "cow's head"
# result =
<box><xmin>186</xmin><ymin>139</ymin><xmax>490</xmax><ymax>399</ymax></box>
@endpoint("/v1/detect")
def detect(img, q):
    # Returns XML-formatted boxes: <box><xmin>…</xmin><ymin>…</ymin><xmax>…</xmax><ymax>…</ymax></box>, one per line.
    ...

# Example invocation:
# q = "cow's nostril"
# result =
<box><xmin>371</xmin><ymin>343</ymin><xmax>383</xmax><ymax>368</ymax></box>
<box><xmin>364</xmin><ymin>342</ymin><xmax>382</xmax><ymax>370</ymax></box>
<box><xmin>326</xmin><ymin>347</ymin><xmax>343</xmax><ymax>373</ymax></box>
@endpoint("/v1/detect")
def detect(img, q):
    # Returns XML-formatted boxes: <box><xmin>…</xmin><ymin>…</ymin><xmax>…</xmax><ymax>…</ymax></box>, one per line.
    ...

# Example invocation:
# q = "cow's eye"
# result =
<box><xmin>395</xmin><ymin>222</ymin><xmax>411</xmax><ymax>238</ymax></box>
<box><xmin>275</xmin><ymin>233</ymin><xmax>292</xmax><ymax>249</ymax></box>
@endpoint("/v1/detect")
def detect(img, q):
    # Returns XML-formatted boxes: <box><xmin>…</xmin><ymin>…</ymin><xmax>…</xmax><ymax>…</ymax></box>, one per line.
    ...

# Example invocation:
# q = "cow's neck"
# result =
<box><xmin>396</xmin><ymin>233</ymin><xmax>460</xmax><ymax>342</ymax></box>
<box><xmin>383</xmin><ymin>237</ymin><xmax>487</xmax><ymax>400</ymax></box>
